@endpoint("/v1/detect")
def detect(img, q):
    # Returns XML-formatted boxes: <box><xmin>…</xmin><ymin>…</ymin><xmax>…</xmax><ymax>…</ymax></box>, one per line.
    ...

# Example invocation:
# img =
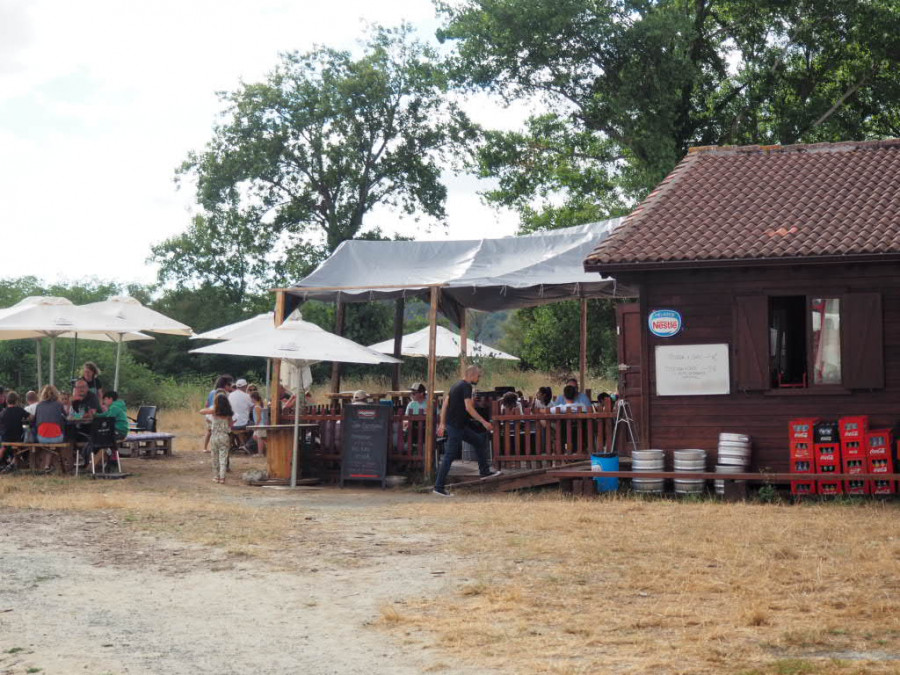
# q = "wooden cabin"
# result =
<box><xmin>584</xmin><ymin>140</ymin><xmax>900</xmax><ymax>471</ymax></box>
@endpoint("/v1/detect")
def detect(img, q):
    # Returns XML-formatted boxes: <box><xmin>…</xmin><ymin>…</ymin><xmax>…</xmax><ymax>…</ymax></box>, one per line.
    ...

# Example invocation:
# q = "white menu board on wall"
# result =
<box><xmin>655</xmin><ymin>343</ymin><xmax>731</xmax><ymax>396</ymax></box>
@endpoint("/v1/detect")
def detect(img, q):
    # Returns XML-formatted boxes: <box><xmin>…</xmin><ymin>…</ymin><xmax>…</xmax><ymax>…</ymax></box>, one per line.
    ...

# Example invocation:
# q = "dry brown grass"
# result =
<box><xmin>1</xmin><ymin>404</ymin><xmax>898</xmax><ymax>674</ymax></box>
<box><xmin>377</xmin><ymin>496</ymin><xmax>900</xmax><ymax>674</ymax></box>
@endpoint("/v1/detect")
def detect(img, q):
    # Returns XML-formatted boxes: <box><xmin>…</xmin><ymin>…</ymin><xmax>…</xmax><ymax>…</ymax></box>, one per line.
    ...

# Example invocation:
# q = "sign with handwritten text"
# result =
<box><xmin>654</xmin><ymin>344</ymin><xmax>730</xmax><ymax>396</ymax></box>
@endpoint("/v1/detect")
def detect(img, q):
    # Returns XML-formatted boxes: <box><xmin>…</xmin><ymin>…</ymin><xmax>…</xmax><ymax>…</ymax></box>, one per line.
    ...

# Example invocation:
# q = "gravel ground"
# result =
<box><xmin>0</xmin><ymin>505</ymin><xmax>491</xmax><ymax>675</ymax></box>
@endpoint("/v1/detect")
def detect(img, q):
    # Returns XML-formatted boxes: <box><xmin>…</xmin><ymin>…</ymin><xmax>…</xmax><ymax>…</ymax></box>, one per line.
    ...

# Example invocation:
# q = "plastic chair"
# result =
<box><xmin>78</xmin><ymin>417</ymin><xmax>121</xmax><ymax>477</ymax></box>
<box><xmin>130</xmin><ymin>406</ymin><xmax>157</xmax><ymax>433</ymax></box>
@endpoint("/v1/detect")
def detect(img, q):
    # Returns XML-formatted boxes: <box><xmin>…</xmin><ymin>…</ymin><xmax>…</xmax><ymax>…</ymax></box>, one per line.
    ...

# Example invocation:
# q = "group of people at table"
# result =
<box><xmin>0</xmin><ymin>362</ymin><xmax>130</xmax><ymax>473</ymax></box>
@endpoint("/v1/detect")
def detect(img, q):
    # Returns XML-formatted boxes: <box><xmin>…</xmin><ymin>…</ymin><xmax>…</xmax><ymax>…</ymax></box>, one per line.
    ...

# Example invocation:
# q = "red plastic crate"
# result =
<box><xmin>790</xmin><ymin>440</ymin><xmax>814</xmax><ymax>460</ymax></box>
<box><xmin>868</xmin><ymin>454</ymin><xmax>894</xmax><ymax>475</ymax></box>
<box><xmin>839</xmin><ymin>416</ymin><xmax>869</xmax><ymax>441</ymax></box>
<box><xmin>791</xmin><ymin>480</ymin><xmax>817</xmax><ymax>496</ymax></box>
<box><xmin>867</xmin><ymin>429</ymin><xmax>894</xmax><ymax>458</ymax></box>
<box><xmin>841</xmin><ymin>439</ymin><xmax>866</xmax><ymax>459</ymax></box>
<box><xmin>843</xmin><ymin>457</ymin><xmax>867</xmax><ymax>474</ymax></box>
<box><xmin>844</xmin><ymin>478</ymin><xmax>870</xmax><ymax>495</ymax></box>
<box><xmin>814</xmin><ymin>443</ymin><xmax>841</xmax><ymax>470</ymax></box>
<box><xmin>789</xmin><ymin>418</ymin><xmax>820</xmax><ymax>442</ymax></box>
<box><xmin>871</xmin><ymin>478</ymin><xmax>896</xmax><ymax>495</ymax></box>
<box><xmin>791</xmin><ymin>458</ymin><xmax>815</xmax><ymax>474</ymax></box>
<box><xmin>818</xmin><ymin>479</ymin><xmax>843</xmax><ymax>496</ymax></box>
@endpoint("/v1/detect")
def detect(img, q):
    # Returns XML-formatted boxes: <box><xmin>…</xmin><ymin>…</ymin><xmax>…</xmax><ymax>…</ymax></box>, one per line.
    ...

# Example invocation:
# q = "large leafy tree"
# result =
<box><xmin>157</xmin><ymin>23</ymin><xmax>476</xmax><ymax>303</ymax></box>
<box><xmin>439</xmin><ymin>0</ymin><xmax>900</xmax><ymax>373</ymax></box>
<box><xmin>438</xmin><ymin>0</ymin><xmax>900</xmax><ymax>229</ymax></box>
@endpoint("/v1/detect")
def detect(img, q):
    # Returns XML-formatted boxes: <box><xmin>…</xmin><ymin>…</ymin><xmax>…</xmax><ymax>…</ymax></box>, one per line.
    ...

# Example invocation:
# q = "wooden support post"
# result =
<box><xmin>579</xmin><ymin>298</ymin><xmax>588</xmax><ymax>391</ymax></box>
<box><xmin>272</xmin><ymin>292</ymin><xmax>286</xmax><ymax>425</ymax></box>
<box><xmin>330</xmin><ymin>297</ymin><xmax>345</xmax><ymax>394</ymax></box>
<box><xmin>392</xmin><ymin>297</ymin><xmax>404</xmax><ymax>391</ymax></box>
<box><xmin>459</xmin><ymin>308</ymin><xmax>468</xmax><ymax>377</ymax></box>
<box><xmin>424</xmin><ymin>286</ymin><xmax>440</xmax><ymax>477</ymax></box>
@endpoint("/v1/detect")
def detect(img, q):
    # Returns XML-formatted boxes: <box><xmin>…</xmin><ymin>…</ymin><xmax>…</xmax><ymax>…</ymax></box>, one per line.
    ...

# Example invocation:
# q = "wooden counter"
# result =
<box><xmin>251</xmin><ymin>423</ymin><xmax>318</xmax><ymax>480</ymax></box>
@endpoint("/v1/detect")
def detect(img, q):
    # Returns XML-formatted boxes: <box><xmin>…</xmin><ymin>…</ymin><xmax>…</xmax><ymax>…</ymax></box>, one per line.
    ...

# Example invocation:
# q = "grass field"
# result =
<box><xmin>2</xmin><ymin>394</ymin><xmax>898</xmax><ymax>673</ymax></box>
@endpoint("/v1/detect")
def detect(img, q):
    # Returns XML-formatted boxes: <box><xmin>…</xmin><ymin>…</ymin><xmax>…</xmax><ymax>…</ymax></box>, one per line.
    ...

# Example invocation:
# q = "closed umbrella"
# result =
<box><xmin>191</xmin><ymin>316</ymin><xmax>400</xmax><ymax>487</ymax></box>
<box><xmin>79</xmin><ymin>296</ymin><xmax>193</xmax><ymax>390</ymax></box>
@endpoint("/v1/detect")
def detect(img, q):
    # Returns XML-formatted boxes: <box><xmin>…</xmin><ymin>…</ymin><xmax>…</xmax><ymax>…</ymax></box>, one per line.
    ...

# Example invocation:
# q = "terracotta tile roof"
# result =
<box><xmin>584</xmin><ymin>139</ymin><xmax>900</xmax><ymax>272</ymax></box>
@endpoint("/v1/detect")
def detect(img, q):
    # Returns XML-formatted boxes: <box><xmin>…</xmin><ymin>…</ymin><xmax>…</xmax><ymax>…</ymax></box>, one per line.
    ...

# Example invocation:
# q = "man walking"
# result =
<box><xmin>434</xmin><ymin>365</ymin><xmax>501</xmax><ymax>497</ymax></box>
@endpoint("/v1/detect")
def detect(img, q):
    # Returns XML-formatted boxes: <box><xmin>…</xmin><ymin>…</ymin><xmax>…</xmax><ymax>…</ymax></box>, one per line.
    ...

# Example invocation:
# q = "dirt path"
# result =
<box><xmin>0</xmin><ymin>499</ymin><xmax>490</xmax><ymax>675</ymax></box>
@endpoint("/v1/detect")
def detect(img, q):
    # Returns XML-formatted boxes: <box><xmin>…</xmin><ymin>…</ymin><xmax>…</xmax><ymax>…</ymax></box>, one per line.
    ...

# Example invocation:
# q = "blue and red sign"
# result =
<box><xmin>648</xmin><ymin>309</ymin><xmax>682</xmax><ymax>337</ymax></box>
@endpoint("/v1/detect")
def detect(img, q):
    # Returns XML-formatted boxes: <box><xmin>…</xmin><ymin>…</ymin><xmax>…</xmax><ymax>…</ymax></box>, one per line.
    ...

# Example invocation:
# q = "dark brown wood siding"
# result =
<box><xmin>614</xmin><ymin>262</ymin><xmax>900</xmax><ymax>472</ymax></box>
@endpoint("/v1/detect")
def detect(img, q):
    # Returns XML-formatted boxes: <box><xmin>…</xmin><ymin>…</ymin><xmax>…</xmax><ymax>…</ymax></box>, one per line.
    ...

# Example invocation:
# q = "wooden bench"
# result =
<box><xmin>118</xmin><ymin>433</ymin><xmax>175</xmax><ymax>458</ymax></box>
<box><xmin>1</xmin><ymin>442</ymin><xmax>74</xmax><ymax>475</ymax></box>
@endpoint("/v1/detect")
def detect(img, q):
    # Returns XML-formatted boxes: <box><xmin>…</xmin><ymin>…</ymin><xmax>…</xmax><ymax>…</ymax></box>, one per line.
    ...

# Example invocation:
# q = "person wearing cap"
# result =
<box><xmin>403</xmin><ymin>383</ymin><xmax>427</xmax><ymax>432</ymax></box>
<box><xmin>405</xmin><ymin>383</ymin><xmax>427</xmax><ymax>416</ymax></box>
<box><xmin>228</xmin><ymin>378</ymin><xmax>254</xmax><ymax>430</ymax></box>
<box><xmin>351</xmin><ymin>390</ymin><xmax>369</xmax><ymax>404</ymax></box>
<box><xmin>433</xmin><ymin>365</ymin><xmax>501</xmax><ymax>497</ymax></box>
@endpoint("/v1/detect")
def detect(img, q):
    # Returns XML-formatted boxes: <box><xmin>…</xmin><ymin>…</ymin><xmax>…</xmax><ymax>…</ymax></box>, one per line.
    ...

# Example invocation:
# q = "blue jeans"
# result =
<box><xmin>435</xmin><ymin>424</ymin><xmax>492</xmax><ymax>491</ymax></box>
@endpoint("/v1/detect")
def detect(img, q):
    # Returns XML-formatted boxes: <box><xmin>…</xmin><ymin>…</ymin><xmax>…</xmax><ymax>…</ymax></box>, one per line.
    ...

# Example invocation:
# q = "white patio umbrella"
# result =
<box><xmin>0</xmin><ymin>297</ymin><xmax>153</xmax><ymax>387</ymax></box>
<box><xmin>191</xmin><ymin>316</ymin><xmax>400</xmax><ymax>487</ymax></box>
<box><xmin>79</xmin><ymin>296</ymin><xmax>193</xmax><ymax>390</ymax></box>
<box><xmin>368</xmin><ymin>325</ymin><xmax>519</xmax><ymax>360</ymax></box>
<box><xmin>191</xmin><ymin>313</ymin><xmax>275</xmax><ymax>341</ymax></box>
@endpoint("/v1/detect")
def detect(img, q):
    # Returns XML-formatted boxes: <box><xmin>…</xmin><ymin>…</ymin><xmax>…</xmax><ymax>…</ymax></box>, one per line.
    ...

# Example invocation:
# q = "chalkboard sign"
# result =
<box><xmin>340</xmin><ymin>404</ymin><xmax>390</xmax><ymax>487</ymax></box>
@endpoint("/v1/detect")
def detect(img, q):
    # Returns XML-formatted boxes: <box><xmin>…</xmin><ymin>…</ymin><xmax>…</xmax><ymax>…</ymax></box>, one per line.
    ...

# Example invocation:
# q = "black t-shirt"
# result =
<box><xmin>72</xmin><ymin>391</ymin><xmax>101</xmax><ymax>415</ymax></box>
<box><xmin>0</xmin><ymin>406</ymin><xmax>29</xmax><ymax>442</ymax></box>
<box><xmin>445</xmin><ymin>379</ymin><xmax>474</xmax><ymax>429</ymax></box>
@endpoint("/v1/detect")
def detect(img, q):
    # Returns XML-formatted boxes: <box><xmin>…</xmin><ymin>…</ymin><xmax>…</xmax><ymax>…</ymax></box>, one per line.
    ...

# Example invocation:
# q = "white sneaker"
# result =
<box><xmin>481</xmin><ymin>470</ymin><xmax>502</xmax><ymax>479</ymax></box>
<box><xmin>432</xmin><ymin>488</ymin><xmax>453</xmax><ymax>497</ymax></box>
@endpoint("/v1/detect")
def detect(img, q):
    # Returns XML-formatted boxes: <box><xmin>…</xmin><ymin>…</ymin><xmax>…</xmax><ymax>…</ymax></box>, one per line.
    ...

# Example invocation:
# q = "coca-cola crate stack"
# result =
<box><xmin>789</xmin><ymin>418</ymin><xmax>819</xmax><ymax>496</ymax></box>
<box><xmin>814</xmin><ymin>421</ymin><xmax>842</xmax><ymax>496</ymax></box>
<box><xmin>867</xmin><ymin>429</ymin><xmax>895</xmax><ymax>495</ymax></box>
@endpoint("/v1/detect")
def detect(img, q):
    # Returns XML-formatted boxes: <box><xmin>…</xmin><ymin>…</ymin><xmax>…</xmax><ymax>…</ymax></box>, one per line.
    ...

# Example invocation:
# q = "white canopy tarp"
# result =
<box><xmin>368</xmin><ymin>325</ymin><xmax>518</xmax><ymax>360</ymax></box>
<box><xmin>286</xmin><ymin>220</ymin><xmax>634</xmax><ymax>322</ymax></box>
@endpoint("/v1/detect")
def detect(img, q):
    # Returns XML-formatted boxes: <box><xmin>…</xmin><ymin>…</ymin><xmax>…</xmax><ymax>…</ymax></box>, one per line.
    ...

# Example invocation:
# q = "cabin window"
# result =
<box><xmin>769</xmin><ymin>296</ymin><xmax>841</xmax><ymax>388</ymax></box>
<box><xmin>737</xmin><ymin>291</ymin><xmax>881</xmax><ymax>392</ymax></box>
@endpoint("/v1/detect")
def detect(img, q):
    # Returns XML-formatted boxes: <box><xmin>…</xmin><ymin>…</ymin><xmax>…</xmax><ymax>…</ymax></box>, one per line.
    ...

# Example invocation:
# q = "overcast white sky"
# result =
<box><xmin>0</xmin><ymin>0</ymin><xmax>523</xmax><ymax>287</ymax></box>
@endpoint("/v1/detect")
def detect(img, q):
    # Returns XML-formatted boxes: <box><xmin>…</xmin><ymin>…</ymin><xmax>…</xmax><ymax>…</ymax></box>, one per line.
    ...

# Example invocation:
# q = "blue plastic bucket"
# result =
<box><xmin>591</xmin><ymin>453</ymin><xmax>619</xmax><ymax>493</ymax></box>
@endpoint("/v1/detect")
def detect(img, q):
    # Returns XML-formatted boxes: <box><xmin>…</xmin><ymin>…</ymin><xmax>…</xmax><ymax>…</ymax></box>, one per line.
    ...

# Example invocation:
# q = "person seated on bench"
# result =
<box><xmin>552</xmin><ymin>378</ymin><xmax>591</xmax><ymax>409</ymax></box>
<box><xmin>34</xmin><ymin>385</ymin><xmax>67</xmax><ymax>472</ymax></box>
<box><xmin>550</xmin><ymin>385</ymin><xmax>588</xmax><ymax>414</ymax></box>
<box><xmin>0</xmin><ymin>391</ymin><xmax>30</xmax><ymax>468</ymax></box>
<box><xmin>70</xmin><ymin>378</ymin><xmax>100</xmax><ymax>420</ymax></box>
<box><xmin>228</xmin><ymin>378</ymin><xmax>254</xmax><ymax>432</ymax></box>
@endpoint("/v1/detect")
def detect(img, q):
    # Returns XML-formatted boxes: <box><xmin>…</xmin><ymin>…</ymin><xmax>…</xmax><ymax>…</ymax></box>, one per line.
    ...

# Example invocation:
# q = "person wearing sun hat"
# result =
<box><xmin>351</xmin><ymin>390</ymin><xmax>369</xmax><ymax>404</ymax></box>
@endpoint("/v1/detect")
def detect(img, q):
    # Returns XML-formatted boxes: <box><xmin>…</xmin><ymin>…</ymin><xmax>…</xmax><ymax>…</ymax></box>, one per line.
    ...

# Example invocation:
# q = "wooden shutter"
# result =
<box><xmin>733</xmin><ymin>295</ymin><xmax>769</xmax><ymax>391</ymax></box>
<box><xmin>841</xmin><ymin>292</ymin><xmax>884</xmax><ymax>389</ymax></box>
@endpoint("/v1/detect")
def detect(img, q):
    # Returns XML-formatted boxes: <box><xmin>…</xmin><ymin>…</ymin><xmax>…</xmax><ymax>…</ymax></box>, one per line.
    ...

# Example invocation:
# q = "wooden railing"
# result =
<box><xmin>492</xmin><ymin>410</ymin><xmax>616</xmax><ymax>468</ymax></box>
<box><xmin>290</xmin><ymin>404</ymin><xmax>616</xmax><ymax>476</ymax></box>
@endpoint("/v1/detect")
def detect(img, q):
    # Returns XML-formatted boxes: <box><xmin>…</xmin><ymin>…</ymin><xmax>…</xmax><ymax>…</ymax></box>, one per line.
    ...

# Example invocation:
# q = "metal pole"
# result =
<box><xmin>291</xmin><ymin>382</ymin><xmax>302</xmax><ymax>488</ymax></box>
<box><xmin>35</xmin><ymin>339</ymin><xmax>42</xmax><ymax>389</ymax></box>
<box><xmin>49</xmin><ymin>337</ymin><xmax>56</xmax><ymax>387</ymax></box>
<box><xmin>114</xmin><ymin>334</ymin><xmax>123</xmax><ymax>391</ymax></box>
